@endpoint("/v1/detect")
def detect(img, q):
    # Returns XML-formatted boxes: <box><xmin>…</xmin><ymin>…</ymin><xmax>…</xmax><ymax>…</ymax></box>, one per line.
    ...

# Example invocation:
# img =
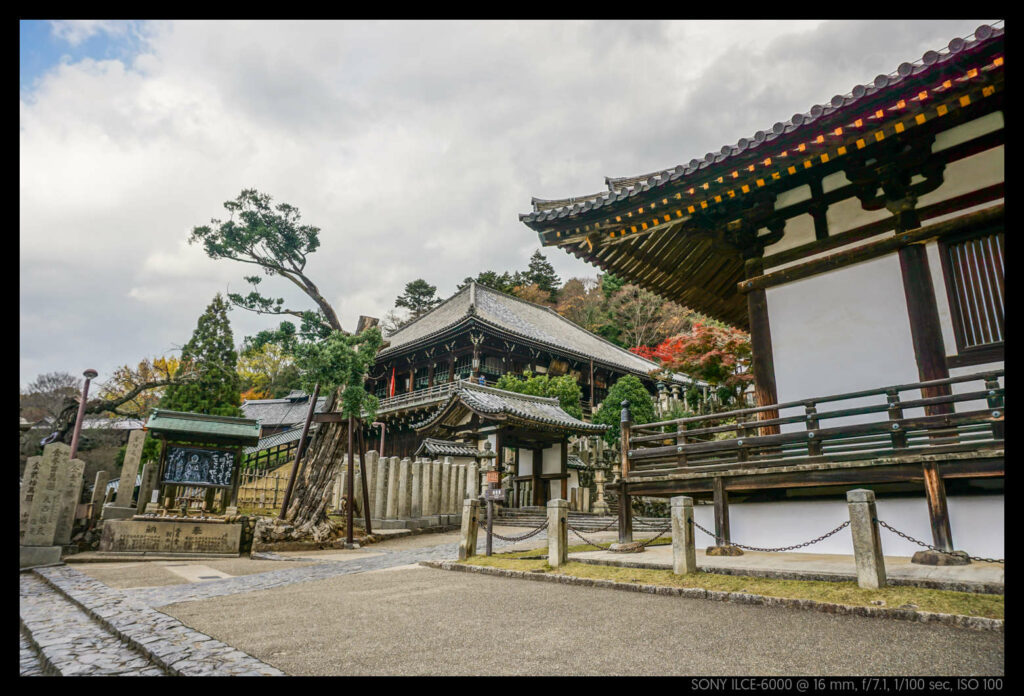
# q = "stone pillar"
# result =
<box><xmin>364</xmin><ymin>450</ymin><xmax>379</xmax><ymax>515</ymax></box>
<box><xmin>411</xmin><ymin>460</ymin><xmax>423</xmax><ymax>518</ymax></box>
<box><xmin>104</xmin><ymin>486</ymin><xmax>115</xmax><ymax>505</ymax></box>
<box><xmin>397</xmin><ymin>458</ymin><xmax>412</xmax><ymax>518</ymax></box>
<box><xmin>53</xmin><ymin>452</ymin><xmax>85</xmax><ymax>546</ymax></box>
<box><xmin>456</xmin><ymin>464</ymin><xmax>466</xmax><ymax>508</ymax></box>
<box><xmin>440</xmin><ymin>457</ymin><xmax>452</xmax><ymax>514</ymax></box>
<box><xmin>847</xmin><ymin>489</ymin><xmax>887</xmax><ymax>589</ymax></box>
<box><xmin>447</xmin><ymin>458</ymin><xmax>459</xmax><ymax>513</ymax></box>
<box><xmin>338</xmin><ymin>468</ymin><xmax>348</xmax><ymax>511</ymax></box>
<box><xmin>385</xmin><ymin>456</ymin><xmax>401</xmax><ymax>519</ymax></box>
<box><xmin>458</xmin><ymin>498</ymin><xmax>480</xmax><ymax>561</ymax></box>
<box><xmin>592</xmin><ymin>468</ymin><xmax>610</xmax><ymax>515</ymax></box>
<box><xmin>115</xmin><ymin>430</ymin><xmax>145</xmax><ymax>507</ymax></box>
<box><xmin>467</xmin><ymin>462</ymin><xmax>480</xmax><ymax>500</ymax></box>
<box><xmin>420</xmin><ymin>459</ymin><xmax>432</xmax><ymax>516</ymax></box>
<box><xmin>547</xmin><ymin>498</ymin><xmax>569</xmax><ymax>569</ymax></box>
<box><xmin>671</xmin><ymin>496</ymin><xmax>697</xmax><ymax>575</ymax></box>
<box><xmin>136</xmin><ymin>462</ymin><xmax>159</xmax><ymax>515</ymax></box>
<box><xmin>430</xmin><ymin>459</ymin><xmax>442</xmax><ymax>516</ymax></box>
<box><xmin>89</xmin><ymin>471</ymin><xmax>109</xmax><ymax>524</ymax></box>
<box><xmin>352</xmin><ymin>461</ymin><xmax>362</xmax><ymax>516</ymax></box>
<box><xmin>582</xmin><ymin>488</ymin><xmax>591</xmax><ymax>513</ymax></box>
<box><xmin>569</xmin><ymin>488</ymin><xmax>578</xmax><ymax>511</ymax></box>
<box><xmin>373</xmin><ymin>456</ymin><xmax>388</xmax><ymax>520</ymax></box>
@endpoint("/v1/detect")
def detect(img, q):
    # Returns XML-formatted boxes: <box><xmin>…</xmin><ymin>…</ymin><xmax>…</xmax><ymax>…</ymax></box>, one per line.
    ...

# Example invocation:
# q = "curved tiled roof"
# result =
<box><xmin>241</xmin><ymin>394</ymin><xmax>328</xmax><ymax>429</ymax></box>
<box><xmin>520</xmin><ymin>22</ymin><xmax>1004</xmax><ymax>224</ymax></box>
<box><xmin>243</xmin><ymin>426</ymin><xmax>305</xmax><ymax>455</ymax></box>
<box><xmin>414</xmin><ymin>437</ymin><xmax>497</xmax><ymax>459</ymax></box>
<box><xmin>413</xmin><ymin>381</ymin><xmax>610</xmax><ymax>434</ymax></box>
<box><xmin>378</xmin><ymin>280</ymin><xmax>694</xmax><ymax>384</ymax></box>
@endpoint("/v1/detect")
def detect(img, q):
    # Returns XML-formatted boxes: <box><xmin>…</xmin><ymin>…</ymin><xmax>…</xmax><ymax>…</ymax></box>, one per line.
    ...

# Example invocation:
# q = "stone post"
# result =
<box><xmin>411</xmin><ymin>460</ymin><xmax>423</xmax><ymax>518</ymax></box>
<box><xmin>397</xmin><ymin>458</ymin><xmax>412</xmax><ymax>518</ymax></box>
<box><xmin>364</xmin><ymin>450</ymin><xmax>379</xmax><ymax>515</ymax></box>
<box><xmin>104</xmin><ymin>486</ymin><xmax>116</xmax><ymax>505</ymax></box>
<box><xmin>467</xmin><ymin>461</ymin><xmax>479</xmax><ymax>500</ymax></box>
<box><xmin>352</xmin><ymin>461</ymin><xmax>362</xmax><ymax>516</ymax></box>
<box><xmin>373</xmin><ymin>457</ymin><xmax>387</xmax><ymax>520</ymax></box>
<box><xmin>430</xmin><ymin>459</ymin><xmax>442</xmax><ymax>517</ymax></box>
<box><xmin>440</xmin><ymin>457</ymin><xmax>452</xmax><ymax>514</ymax></box>
<box><xmin>420</xmin><ymin>459</ymin><xmax>432</xmax><ymax>516</ymax></box>
<box><xmin>671</xmin><ymin>496</ymin><xmax>697</xmax><ymax>575</ymax></box>
<box><xmin>89</xmin><ymin>471</ymin><xmax>109</xmax><ymax>525</ymax></box>
<box><xmin>115</xmin><ymin>430</ymin><xmax>145</xmax><ymax>507</ymax></box>
<box><xmin>136</xmin><ymin>462</ymin><xmax>159</xmax><ymax>515</ymax></box>
<box><xmin>458</xmin><ymin>497</ymin><xmax>480</xmax><ymax>561</ymax></box>
<box><xmin>447</xmin><ymin>458</ymin><xmax>459</xmax><ymax>513</ymax></box>
<box><xmin>582</xmin><ymin>488</ymin><xmax>591</xmax><ymax>513</ymax></box>
<box><xmin>592</xmin><ymin>468</ymin><xmax>610</xmax><ymax>515</ymax></box>
<box><xmin>547</xmin><ymin>498</ymin><xmax>569</xmax><ymax>568</ymax></box>
<box><xmin>53</xmin><ymin>453</ymin><xmax>85</xmax><ymax>546</ymax></box>
<box><xmin>847</xmin><ymin>489</ymin><xmax>887</xmax><ymax>589</ymax></box>
<box><xmin>456</xmin><ymin>463</ymin><xmax>466</xmax><ymax>508</ymax></box>
<box><xmin>385</xmin><ymin>456</ymin><xmax>401</xmax><ymax>519</ymax></box>
<box><xmin>338</xmin><ymin>468</ymin><xmax>348</xmax><ymax>512</ymax></box>
<box><xmin>569</xmin><ymin>488</ymin><xmax>578</xmax><ymax>511</ymax></box>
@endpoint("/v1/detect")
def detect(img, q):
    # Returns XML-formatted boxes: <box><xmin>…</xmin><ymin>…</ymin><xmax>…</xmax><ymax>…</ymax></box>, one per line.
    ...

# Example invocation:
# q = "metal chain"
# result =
<box><xmin>638</xmin><ymin>525</ymin><xmax>673</xmax><ymax>547</ymax></box>
<box><xmin>491</xmin><ymin>519</ymin><xmax>549</xmax><ymax>543</ymax></box>
<box><xmin>568</xmin><ymin>526</ymin><xmax>615</xmax><ymax>551</ymax></box>
<box><xmin>875</xmin><ymin>519</ymin><xmax>1004</xmax><ymax>564</ymax></box>
<box><xmin>691</xmin><ymin>518</ymin><xmax>851</xmax><ymax>553</ymax></box>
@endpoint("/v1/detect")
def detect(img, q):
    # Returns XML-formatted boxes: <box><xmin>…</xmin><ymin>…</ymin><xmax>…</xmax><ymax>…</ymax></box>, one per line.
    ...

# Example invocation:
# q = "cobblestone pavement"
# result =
<box><xmin>20</xmin><ymin>573</ymin><xmax>165</xmax><ymax>676</ymax></box>
<box><xmin>20</xmin><ymin>631</ymin><xmax>47</xmax><ymax>676</ymax></box>
<box><xmin>126</xmin><ymin>529</ymin><xmax>553</xmax><ymax>608</ymax></box>
<box><xmin>20</xmin><ymin>566</ymin><xmax>285</xmax><ymax>676</ymax></box>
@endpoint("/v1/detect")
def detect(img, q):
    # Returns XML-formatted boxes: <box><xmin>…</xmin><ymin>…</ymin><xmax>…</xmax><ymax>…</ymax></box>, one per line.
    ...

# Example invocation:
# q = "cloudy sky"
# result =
<box><xmin>20</xmin><ymin>19</ymin><xmax>995</xmax><ymax>389</ymax></box>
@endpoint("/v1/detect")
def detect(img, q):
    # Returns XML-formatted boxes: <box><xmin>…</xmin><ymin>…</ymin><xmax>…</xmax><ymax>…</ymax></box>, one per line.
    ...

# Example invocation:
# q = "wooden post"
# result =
<box><xmin>805</xmin><ymin>403</ymin><xmax>822</xmax><ymax>456</ymax></box>
<box><xmin>560</xmin><ymin>439</ymin><xmax>568</xmax><ymax>500</ymax></box>
<box><xmin>346</xmin><ymin>415</ymin><xmax>355</xmax><ymax>545</ymax></box>
<box><xmin>886</xmin><ymin>389</ymin><xmax>908</xmax><ymax>450</ymax></box>
<box><xmin>356</xmin><ymin>426</ymin><xmax>373</xmax><ymax>535</ymax></box>
<box><xmin>898</xmin><ymin>244</ymin><xmax>953</xmax><ymax>415</ymax></box>
<box><xmin>746</xmin><ymin>258</ymin><xmax>780</xmax><ymax>435</ymax></box>
<box><xmin>618</xmin><ymin>399</ymin><xmax>633</xmax><ymax>543</ymax></box>
<box><xmin>532</xmin><ymin>448</ymin><xmax>543</xmax><ymax>506</ymax></box>
<box><xmin>921</xmin><ymin>461</ymin><xmax>953</xmax><ymax>552</ymax></box>
<box><xmin>711</xmin><ymin>476</ymin><xmax>733</xmax><ymax>550</ymax></box>
<box><xmin>279</xmin><ymin>382</ymin><xmax>319</xmax><ymax>520</ymax></box>
<box><xmin>985</xmin><ymin>375</ymin><xmax>1004</xmax><ymax>440</ymax></box>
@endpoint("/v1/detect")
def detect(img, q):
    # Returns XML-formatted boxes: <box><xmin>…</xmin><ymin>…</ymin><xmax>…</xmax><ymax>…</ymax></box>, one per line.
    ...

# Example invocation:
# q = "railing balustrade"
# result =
<box><xmin>623</xmin><ymin>369</ymin><xmax>1004</xmax><ymax>479</ymax></box>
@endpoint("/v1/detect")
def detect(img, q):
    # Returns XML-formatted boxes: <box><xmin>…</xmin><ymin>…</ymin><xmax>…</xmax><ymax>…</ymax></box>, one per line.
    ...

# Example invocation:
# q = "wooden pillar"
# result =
<box><xmin>494</xmin><ymin>429</ymin><xmax>504</xmax><ymax>475</ymax></box>
<box><xmin>745</xmin><ymin>258</ymin><xmax>779</xmax><ymax>435</ymax></box>
<box><xmin>618</xmin><ymin>400</ymin><xmax>633</xmax><ymax>543</ymax></box>
<box><xmin>921</xmin><ymin>461</ymin><xmax>954</xmax><ymax>552</ymax></box>
<box><xmin>589</xmin><ymin>360</ymin><xmax>595</xmax><ymax>406</ymax></box>
<box><xmin>712</xmin><ymin>476</ymin><xmax>731</xmax><ymax>547</ymax></box>
<box><xmin>449</xmin><ymin>357</ymin><xmax>456</xmax><ymax>383</ymax></box>
<box><xmin>560</xmin><ymin>440</ymin><xmax>568</xmax><ymax>500</ymax></box>
<box><xmin>532</xmin><ymin>448</ymin><xmax>543</xmax><ymax>506</ymax></box>
<box><xmin>407</xmin><ymin>369</ymin><xmax>415</xmax><ymax>393</ymax></box>
<box><xmin>428</xmin><ymin>363</ymin><xmax>434</xmax><ymax>388</ymax></box>
<box><xmin>898</xmin><ymin>244</ymin><xmax>953</xmax><ymax>414</ymax></box>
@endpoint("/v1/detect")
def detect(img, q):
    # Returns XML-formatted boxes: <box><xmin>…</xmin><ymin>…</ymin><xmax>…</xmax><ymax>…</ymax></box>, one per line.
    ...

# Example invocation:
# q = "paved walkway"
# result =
<box><xmin>569</xmin><ymin>546</ymin><xmax>1004</xmax><ymax>592</ymax></box>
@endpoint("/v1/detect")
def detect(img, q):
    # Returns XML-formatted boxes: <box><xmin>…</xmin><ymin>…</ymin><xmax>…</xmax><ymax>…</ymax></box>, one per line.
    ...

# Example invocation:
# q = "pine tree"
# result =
<box><xmin>525</xmin><ymin>250</ymin><xmax>561</xmax><ymax>300</ymax></box>
<box><xmin>160</xmin><ymin>294</ymin><xmax>243</xmax><ymax>416</ymax></box>
<box><xmin>394</xmin><ymin>279</ymin><xmax>442</xmax><ymax>320</ymax></box>
<box><xmin>593</xmin><ymin>375</ymin><xmax>655</xmax><ymax>446</ymax></box>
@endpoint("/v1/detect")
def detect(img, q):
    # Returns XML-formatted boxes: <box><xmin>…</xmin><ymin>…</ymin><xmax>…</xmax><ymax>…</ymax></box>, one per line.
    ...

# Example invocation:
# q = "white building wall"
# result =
<box><xmin>765</xmin><ymin>254</ymin><xmax>921</xmax><ymax>429</ymax></box>
<box><xmin>517</xmin><ymin>450</ymin><xmax>533</xmax><ymax>476</ymax></box>
<box><xmin>691</xmin><ymin>495</ymin><xmax>1003</xmax><ymax>558</ymax></box>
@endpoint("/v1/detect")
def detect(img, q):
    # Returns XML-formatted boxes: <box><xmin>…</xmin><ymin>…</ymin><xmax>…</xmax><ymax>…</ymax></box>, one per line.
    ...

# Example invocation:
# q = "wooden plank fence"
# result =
<box><xmin>236</xmin><ymin>469</ymin><xmax>289</xmax><ymax>509</ymax></box>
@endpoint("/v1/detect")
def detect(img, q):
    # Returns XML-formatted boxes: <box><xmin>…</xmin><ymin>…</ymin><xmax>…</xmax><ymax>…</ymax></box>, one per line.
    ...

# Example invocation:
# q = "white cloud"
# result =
<box><xmin>49</xmin><ymin>20</ymin><xmax>130</xmax><ymax>46</ymax></box>
<box><xmin>20</xmin><ymin>19</ymin><xmax>993</xmax><ymax>387</ymax></box>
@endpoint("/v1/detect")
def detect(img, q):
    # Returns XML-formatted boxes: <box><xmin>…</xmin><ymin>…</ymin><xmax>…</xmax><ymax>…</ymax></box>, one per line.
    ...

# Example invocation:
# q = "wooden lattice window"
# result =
<box><xmin>939</xmin><ymin>225</ymin><xmax>1004</xmax><ymax>365</ymax></box>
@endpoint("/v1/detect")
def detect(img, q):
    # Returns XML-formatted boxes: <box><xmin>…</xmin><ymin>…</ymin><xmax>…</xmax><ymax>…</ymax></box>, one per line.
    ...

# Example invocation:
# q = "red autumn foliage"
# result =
<box><xmin>630</xmin><ymin>322</ymin><xmax>753</xmax><ymax>396</ymax></box>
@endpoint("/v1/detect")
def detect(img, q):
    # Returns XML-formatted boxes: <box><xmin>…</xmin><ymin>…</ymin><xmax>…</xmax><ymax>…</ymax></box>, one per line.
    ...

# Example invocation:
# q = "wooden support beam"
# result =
<box><xmin>921</xmin><ymin>461</ymin><xmax>953</xmax><ymax>552</ymax></box>
<box><xmin>899</xmin><ymin>243</ymin><xmax>953</xmax><ymax>415</ymax></box>
<box><xmin>746</xmin><ymin>258</ymin><xmax>780</xmax><ymax>434</ymax></box>
<box><xmin>712</xmin><ymin>476</ymin><xmax>731</xmax><ymax>547</ymax></box>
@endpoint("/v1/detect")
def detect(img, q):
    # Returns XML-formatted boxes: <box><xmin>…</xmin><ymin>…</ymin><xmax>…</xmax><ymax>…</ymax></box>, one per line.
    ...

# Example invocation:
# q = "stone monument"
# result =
<box><xmin>20</xmin><ymin>443</ymin><xmax>85</xmax><ymax>567</ymax></box>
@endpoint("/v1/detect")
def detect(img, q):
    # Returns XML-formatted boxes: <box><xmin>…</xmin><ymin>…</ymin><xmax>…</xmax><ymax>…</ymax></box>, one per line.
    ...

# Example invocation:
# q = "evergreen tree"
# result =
<box><xmin>394</xmin><ymin>279</ymin><xmax>442</xmax><ymax>319</ymax></box>
<box><xmin>494</xmin><ymin>371</ymin><xmax>583</xmax><ymax>419</ymax></box>
<box><xmin>160</xmin><ymin>294</ymin><xmax>243</xmax><ymax>416</ymax></box>
<box><xmin>593</xmin><ymin>375</ymin><xmax>655</xmax><ymax>445</ymax></box>
<box><xmin>525</xmin><ymin>250</ymin><xmax>561</xmax><ymax>300</ymax></box>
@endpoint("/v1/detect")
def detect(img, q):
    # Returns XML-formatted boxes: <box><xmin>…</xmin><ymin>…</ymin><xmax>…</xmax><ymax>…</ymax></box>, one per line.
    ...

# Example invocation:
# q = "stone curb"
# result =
<box><xmin>567</xmin><ymin>556</ymin><xmax>1004</xmax><ymax>595</ymax></box>
<box><xmin>32</xmin><ymin>565</ymin><xmax>285</xmax><ymax>676</ymax></box>
<box><xmin>420</xmin><ymin>560</ymin><xmax>1003</xmax><ymax>633</ymax></box>
<box><xmin>252</xmin><ymin>525</ymin><xmax>457</xmax><ymax>553</ymax></box>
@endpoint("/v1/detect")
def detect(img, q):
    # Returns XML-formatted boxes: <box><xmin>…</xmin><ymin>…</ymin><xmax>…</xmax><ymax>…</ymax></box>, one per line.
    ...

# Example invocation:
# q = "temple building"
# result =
<box><xmin>520</xmin><ymin>24</ymin><xmax>1004</xmax><ymax>560</ymax></box>
<box><xmin>364</xmin><ymin>280</ymin><xmax>697</xmax><ymax>458</ymax></box>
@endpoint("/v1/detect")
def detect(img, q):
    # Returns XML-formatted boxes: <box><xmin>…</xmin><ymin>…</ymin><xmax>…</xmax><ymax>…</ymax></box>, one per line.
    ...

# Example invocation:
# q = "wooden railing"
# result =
<box><xmin>374</xmin><ymin>378</ymin><xmax>501</xmax><ymax>415</ymax></box>
<box><xmin>623</xmin><ymin>370</ymin><xmax>1004</xmax><ymax>479</ymax></box>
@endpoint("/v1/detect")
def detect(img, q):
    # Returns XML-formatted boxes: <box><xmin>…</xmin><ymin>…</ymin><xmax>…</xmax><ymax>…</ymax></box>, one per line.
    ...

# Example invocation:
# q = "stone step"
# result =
<box><xmin>25</xmin><ymin>565</ymin><xmax>286</xmax><ymax>676</ymax></box>
<box><xmin>20</xmin><ymin>573</ymin><xmax>166</xmax><ymax>676</ymax></box>
<box><xmin>19</xmin><ymin>629</ymin><xmax>48</xmax><ymax>676</ymax></box>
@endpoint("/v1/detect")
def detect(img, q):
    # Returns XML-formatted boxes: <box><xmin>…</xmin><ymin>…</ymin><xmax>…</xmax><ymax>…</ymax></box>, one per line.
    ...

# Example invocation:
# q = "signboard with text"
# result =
<box><xmin>484</xmin><ymin>488</ymin><xmax>505</xmax><ymax>502</ymax></box>
<box><xmin>162</xmin><ymin>446</ymin><xmax>235</xmax><ymax>488</ymax></box>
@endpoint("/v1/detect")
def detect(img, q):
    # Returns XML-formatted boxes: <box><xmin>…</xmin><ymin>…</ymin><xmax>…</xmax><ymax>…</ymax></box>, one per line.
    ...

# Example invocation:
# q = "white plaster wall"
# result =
<box><xmin>761</xmin><ymin>213</ymin><xmax>816</xmax><ymax>255</ymax></box>
<box><xmin>824</xmin><ymin>196</ymin><xmax>891</xmax><ymax>236</ymax></box>
<box><xmin>766</xmin><ymin>254</ymin><xmax>921</xmax><ymax>429</ymax></box>
<box><xmin>518</xmin><ymin>450</ymin><xmax>533</xmax><ymax>476</ymax></box>
<box><xmin>917</xmin><ymin>146</ymin><xmax>1004</xmax><ymax>209</ymax></box>
<box><xmin>541</xmin><ymin>445</ymin><xmax>561</xmax><ymax>474</ymax></box>
<box><xmin>690</xmin><ymin>494</ymin><xmax>1003</xmax><ymax>558</ymax></box>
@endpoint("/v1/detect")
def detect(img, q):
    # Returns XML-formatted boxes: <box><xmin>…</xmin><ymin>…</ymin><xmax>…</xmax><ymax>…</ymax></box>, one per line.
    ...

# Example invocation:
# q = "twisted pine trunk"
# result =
<box><xmin>284</xmin><ymin>389</ymin><xmax>349</xmax><ymax>542</ymax></box>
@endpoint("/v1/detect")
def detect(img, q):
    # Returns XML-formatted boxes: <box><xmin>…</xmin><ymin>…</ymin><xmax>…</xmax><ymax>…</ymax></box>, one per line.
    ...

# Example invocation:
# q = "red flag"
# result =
<box><xmin>388</xmin><ymin>366</ymin><xmax>396</xmax><ymax>397</ymax></box>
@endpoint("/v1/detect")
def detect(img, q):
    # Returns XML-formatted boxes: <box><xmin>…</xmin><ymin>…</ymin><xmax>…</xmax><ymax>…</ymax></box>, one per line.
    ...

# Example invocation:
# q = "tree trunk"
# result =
<box><xmin>283</xmin><ymin>389</ymin><xmax>349</xmax><ymax>541</ymax></box>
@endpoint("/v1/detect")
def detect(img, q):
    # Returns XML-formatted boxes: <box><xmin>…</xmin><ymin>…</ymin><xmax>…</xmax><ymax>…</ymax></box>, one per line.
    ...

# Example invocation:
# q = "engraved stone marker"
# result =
<box><xmin>440</xmin><ymin>458</ymin><xmax>452</xmax><ymax>514</ymax></box>
<box><xmin>397</xmin><ymin>458</ymin><xmax>411</xmax><ymax>518</ymax></box>
<box><xmin>411</xmin><ymin>460</ymin><xmax>423</xmax><ymax>518</ymax></box>
<box><xmin>53</xmin><ymin>456</ymin><xmax>85</xmax><ymax>545</ymax></box>
<box><xmin>385</xmin><ymin>456</ymin><xmax>400</xmax><ymax>519</ymax></box>
<box><xmin>136</xmin><ymin>461</ymin><xmax>159</xmax><ymax>515</ymax></box>
<box><xmin>374</xmin><ymin>456</ymin><xmax>388</xmax><ymax>520</ymax></box>
<box><xmin>116</xmin><ymin>430</ymin><xmax>145</xmax><ymax>507</ymax></box>
<box><xmin>89</xmin><ymin>471</ymin><xmax>109</xmax><ymax>524</ymax></box>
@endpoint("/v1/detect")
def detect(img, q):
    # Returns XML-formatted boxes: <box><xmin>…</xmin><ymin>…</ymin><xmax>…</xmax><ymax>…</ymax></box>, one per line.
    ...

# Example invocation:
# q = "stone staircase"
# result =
<box><xmin>19</xmin><ymin>565</ymin><xmax>285</xmax><ymax>676</ymax></box>
<box><xmin>496</xmin><ymin>506</ymin><xmax>668</xmax><ymax>532</ymax></box>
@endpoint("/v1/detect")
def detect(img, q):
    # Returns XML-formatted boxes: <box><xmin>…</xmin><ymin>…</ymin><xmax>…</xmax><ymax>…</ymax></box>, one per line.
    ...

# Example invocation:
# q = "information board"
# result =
<box><xmin>162</xmin><ymin>446</ymin><xmax>235</xmax><ymax>488</ymax></box>
<box><xmin>484</xmin><ymin>487</ymin><xmax>505</xmax><ymax>501</ymax></box>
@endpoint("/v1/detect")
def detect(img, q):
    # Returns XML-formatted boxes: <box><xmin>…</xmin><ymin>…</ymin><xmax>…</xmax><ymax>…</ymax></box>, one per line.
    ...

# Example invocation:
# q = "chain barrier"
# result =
<box><xmin>568</xmin><ymin>526</ymin><xmax>615</xmax><ymax>551</ymax></box>
<box><xmin>875</xmin><ymin>519</ymin><xmax>1004</xmax><ymax>564</ymax></box>
<box><xmin>690</xmin><ymin>518</ymin><xmax>852</xmax><ymax>553</ymax></box>
<box><xmin>491</xmin><ymin>519</ymin><xmax>548</xmax><ymax>543</ymax></box>
<box><xmin>567</xmin><ymin>522</ymin><xmax>672</xmax><ymax>551</ymax></box>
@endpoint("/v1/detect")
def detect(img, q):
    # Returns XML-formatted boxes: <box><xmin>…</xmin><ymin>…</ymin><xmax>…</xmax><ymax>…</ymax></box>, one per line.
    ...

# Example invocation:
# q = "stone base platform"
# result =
<box><xmin>101</xmin><ymin>505</ymin><xmax>138</xmax><ymax>520</ymax></box>
<box><xmin>65</xmin><ymin>551</ymin><xmax>241</xmax><ymax>563</ymax></box>
<box><xmin>20</xmin><ymin>545</ymin><xmax>62</xmax><ymax>569</ymax></box>
<box><xmin>100</xmin><ymin>519</ymin><xmax>242</xmax><ymax>555</ymax></box>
